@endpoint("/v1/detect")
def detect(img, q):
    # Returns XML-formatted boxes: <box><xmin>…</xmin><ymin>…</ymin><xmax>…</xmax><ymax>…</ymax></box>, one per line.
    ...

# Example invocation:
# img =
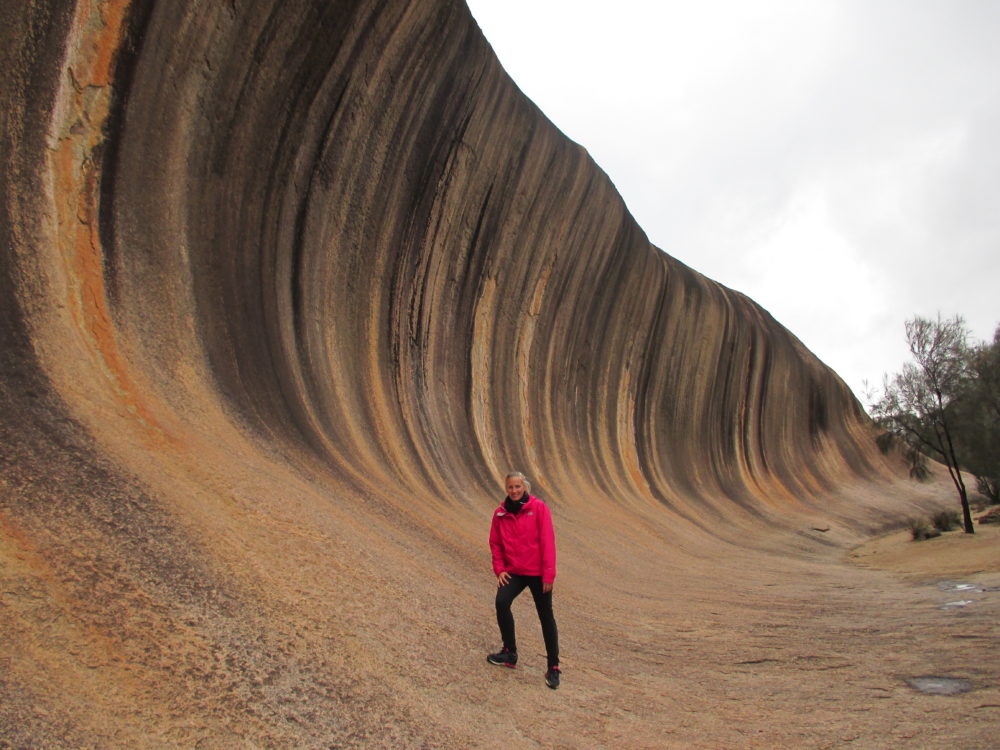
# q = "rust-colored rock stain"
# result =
<box><xmin>48</xmin><ymin>0</ymin><xmax>170</xmax><ymax>446</ymax></box>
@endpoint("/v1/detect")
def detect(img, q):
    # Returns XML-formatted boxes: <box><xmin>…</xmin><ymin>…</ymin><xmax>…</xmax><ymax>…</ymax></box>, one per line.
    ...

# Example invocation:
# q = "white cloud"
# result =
<box><xmin>467</xmin><ymin>0</ymin><xmax>1000</xmax><ymax>401</ymax></box>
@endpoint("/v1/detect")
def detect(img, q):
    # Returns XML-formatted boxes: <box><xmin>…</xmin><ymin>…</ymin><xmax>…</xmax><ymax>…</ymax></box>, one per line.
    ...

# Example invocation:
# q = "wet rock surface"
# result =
<box><xmin>906</xmin><ymin>676</ymin><xmax>973</xmax><ymax>696</ymax></box>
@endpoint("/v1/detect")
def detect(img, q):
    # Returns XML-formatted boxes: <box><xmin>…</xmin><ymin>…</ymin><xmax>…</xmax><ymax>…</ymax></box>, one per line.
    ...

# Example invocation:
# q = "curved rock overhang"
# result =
<box><xmin>0</xmin><ymin>1</ymin><xmax>936</xmax><ymax>745</ymax></box>
<box><xmin>11</xmin><ymin>0</ymin><xmax>881</xmax><ymax>505</ymax></box>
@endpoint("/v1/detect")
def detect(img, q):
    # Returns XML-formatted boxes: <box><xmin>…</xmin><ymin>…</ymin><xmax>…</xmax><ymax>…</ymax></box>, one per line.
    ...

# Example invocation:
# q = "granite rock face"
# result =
<box><xmin>0</xmin><ymin>1</ymin><xmax>934</xmax><ymax>746</ymax></box>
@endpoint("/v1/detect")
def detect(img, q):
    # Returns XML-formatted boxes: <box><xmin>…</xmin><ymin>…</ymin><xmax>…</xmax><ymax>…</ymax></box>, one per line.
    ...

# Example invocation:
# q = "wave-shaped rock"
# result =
<box><xmin>1</xmin><ymin>1</ymin><xmax>951</xmax><ymax>746</ymax></box>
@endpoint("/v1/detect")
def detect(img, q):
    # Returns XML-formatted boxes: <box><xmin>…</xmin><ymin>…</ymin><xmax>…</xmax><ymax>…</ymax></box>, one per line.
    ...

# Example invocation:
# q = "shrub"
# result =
<box><xmin>976</xmin><ymin>476</ymin><xmax>999</xmax><ymax>505</ymax></box>
<box><xmin>932</xmin><ymin>510</ymin><xmax>961</xmax><ymax>532</ymax></box>
<box><xmin>910</xmin><ymin>518</ymin><xmax>942</xmax><ymax>541</ymax></box>
<box><xmin>978</xmin><ymin>506</ymin><xmax>1000</xmax><ymax>525</ymax></box>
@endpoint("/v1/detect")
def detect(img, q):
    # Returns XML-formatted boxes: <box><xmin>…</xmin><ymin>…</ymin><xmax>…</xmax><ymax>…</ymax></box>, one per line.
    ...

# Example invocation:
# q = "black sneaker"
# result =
<box><xmin>545</xmin><ymin>666</ymin><xmax>560</xmax><ymax>689</ymax></box>
<box><xmin>486</xmin><ymin>647</ymin><xmax>518</xmax><ymax>668</ymax></box>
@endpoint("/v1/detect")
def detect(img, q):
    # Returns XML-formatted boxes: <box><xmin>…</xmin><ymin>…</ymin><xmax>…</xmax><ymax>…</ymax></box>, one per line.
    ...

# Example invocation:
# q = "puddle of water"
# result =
<box><xmin>941</xmin><ymin>599</ymin><xmax>977</xmax><ymax>609</ymax></box>
<box><xmin>906</xmin><ymin>676</ymin><xmax>972</xmax><ymax>695</ymax></box>
<box><xmin>937</xmin><ymin>581</ymin><xmax>984</xmax><ymax>593</ymax></box>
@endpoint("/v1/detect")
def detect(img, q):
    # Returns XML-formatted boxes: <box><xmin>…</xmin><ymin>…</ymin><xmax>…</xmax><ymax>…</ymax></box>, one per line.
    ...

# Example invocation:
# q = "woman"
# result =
<box><xmin>486</xmin><ymin>471</ymin><xmax>560</xmax><ymax>689</ymax></box>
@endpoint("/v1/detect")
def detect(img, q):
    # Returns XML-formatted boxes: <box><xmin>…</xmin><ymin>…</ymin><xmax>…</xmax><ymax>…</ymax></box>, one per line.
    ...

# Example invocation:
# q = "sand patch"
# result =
<box><xmin>848</xmin><ymin>514</ymin><xmax>1000</xmax><ymax>580</ymax></box>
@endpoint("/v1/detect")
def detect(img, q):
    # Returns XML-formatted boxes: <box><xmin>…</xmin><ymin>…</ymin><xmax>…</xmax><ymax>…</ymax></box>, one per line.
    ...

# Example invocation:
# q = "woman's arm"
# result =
<box><xmin>538</xmin><ymin>502</ymin><xmax>556</xmax><ymax>587</ymax></box>
<box><xmin>489</xmin><ymin>512</ymin><xmax>506</xmax><ymax>578</ymax></box>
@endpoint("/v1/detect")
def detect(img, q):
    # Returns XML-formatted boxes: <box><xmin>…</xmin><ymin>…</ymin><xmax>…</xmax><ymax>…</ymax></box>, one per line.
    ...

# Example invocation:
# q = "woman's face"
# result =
<box><xmin>506</xmin><ymin>477</ymin><xmax>526</xmax><ymax>501</ymax></box>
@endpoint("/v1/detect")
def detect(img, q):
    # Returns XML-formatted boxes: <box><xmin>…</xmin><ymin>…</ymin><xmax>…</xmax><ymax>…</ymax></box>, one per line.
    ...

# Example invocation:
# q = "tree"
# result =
<box><xmin>869</xmin><ymin>314</ymin><xmax>975</xmax><ymax>533</ymax></box>
<box><xmin>952</xmin><ymin>326</ymin><xmax>1000</xmax><ymax>503</ymax></box>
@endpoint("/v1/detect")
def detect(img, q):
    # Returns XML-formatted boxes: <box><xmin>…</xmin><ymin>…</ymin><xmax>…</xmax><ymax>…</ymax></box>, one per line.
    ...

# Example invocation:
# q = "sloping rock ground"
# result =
<box><xmin>1</xmin><ymin>1</ymin><xmax>997</xmax><ymax>747</ymax></box>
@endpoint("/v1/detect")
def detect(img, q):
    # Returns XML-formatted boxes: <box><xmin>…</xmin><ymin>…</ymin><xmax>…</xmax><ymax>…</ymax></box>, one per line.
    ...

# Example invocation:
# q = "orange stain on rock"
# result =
<box><xmin>49</xmin><ymin>0</ymin><xmax>173</xmax><ymax>447</ymax></box>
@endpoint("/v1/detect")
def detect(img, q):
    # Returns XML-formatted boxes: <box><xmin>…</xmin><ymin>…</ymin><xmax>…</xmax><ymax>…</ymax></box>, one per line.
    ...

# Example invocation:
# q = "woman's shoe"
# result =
<box><xmin>545</xmin><ymin>666</ymin><xmax>560</xmax><ymax>689</ymax></box>
<box><xmin>486</xmin><ymin>647</ymin><xmax>518</xmax><ymax>668</ymax></box>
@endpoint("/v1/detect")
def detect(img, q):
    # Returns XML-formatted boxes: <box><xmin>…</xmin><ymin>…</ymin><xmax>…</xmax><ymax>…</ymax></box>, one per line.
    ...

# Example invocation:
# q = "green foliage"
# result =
<box><xmin>950</xmin><ymin>326</ymin><xmax>1000</xmax><ymax>504</ymax></box>
<box><xmin>870</xmin><ymin>316</ymin><xmax>1000</xmax><ymax>530</ymax></box>
<box><xmin>869</xmin><ymin>314</ymin><xmax>977</xmax><ymax>533</ymax></box>
<box><xmin>874</xmin><ymin>431</ymin><xmax>931</xmax><ymax>480</ymax></box>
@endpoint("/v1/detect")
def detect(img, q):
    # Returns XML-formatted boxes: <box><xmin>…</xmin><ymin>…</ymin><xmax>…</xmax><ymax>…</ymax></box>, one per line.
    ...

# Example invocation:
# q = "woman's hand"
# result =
<box><xmin>497</xmin><ymin>572</ymin><xmax>511</xmax><ymax>588</ymax></box>
<box><xmin>543</xmin><ymin>581</ymin><xmax>553</xmax><ymax>594</ymax></box>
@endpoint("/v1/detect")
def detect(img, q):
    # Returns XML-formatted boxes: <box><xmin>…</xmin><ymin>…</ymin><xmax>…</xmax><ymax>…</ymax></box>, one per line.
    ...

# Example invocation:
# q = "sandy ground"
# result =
<box><xmin>2</xmin><ymin>347</ymin><xmax>997</xmax><ymax>748</ymax></box>
<box><xmin>850</xmin><ymin>515</ymin><xmax>1000</xmax><ymax>580</ymax></box>
<box><xmin>3</xmin><ymin>422</ymin><xmax>999</xmax><ymax>748</ymax></box>
<box><xmin>451</xmin><ymin>501</ymin><xmax>1000</xmax><ymax>750</ymax></box>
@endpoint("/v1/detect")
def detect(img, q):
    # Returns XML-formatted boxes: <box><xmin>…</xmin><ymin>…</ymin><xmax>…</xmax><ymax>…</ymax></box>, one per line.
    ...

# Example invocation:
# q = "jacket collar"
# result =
<box><xmin>499</xmin><ymin>494</ymin><xmax>535</xmax><ymax>515</ymax></box>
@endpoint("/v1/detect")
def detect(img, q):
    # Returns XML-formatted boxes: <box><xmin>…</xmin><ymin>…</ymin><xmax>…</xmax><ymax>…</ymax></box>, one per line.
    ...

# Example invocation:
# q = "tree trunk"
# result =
<box><xmin>958</xmin><ymin>483</ymin><xmax>975</xmax><ymax>533</ymax></box>
<box><xmin>944</xmin><ymin>430</ymin><xmax>975</xmax><ymax>534</ymax></box>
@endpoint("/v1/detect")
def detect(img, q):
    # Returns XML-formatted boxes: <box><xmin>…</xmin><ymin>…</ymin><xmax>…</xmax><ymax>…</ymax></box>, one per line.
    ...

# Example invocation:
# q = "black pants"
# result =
<box><xmin>495</xmin><ymin>574</ymin><xmax>559</xmax><ymax>668</ymax></box>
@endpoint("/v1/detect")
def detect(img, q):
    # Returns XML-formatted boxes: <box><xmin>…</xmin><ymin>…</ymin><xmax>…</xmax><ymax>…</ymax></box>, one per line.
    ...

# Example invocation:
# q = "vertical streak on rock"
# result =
<box><xmin>471</xmin><ymin>274</ymin><xmax>499</xmax><ymax>478</ymax></box>
<box><xmin>42</xmin><ymin>0</ymin><xmax>170</xmax><ymax>443</ymax></box>
<box><xmin>28</xmin><ymin>0</ymin><xmax>891</xmax><ymax>521</ymax></box>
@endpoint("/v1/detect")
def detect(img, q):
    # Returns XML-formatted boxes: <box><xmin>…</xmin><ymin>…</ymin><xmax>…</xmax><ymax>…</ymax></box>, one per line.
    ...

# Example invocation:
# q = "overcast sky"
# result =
<box><xmin>465</xmin><ymin>0</ymin><xmax>999</xmax><ymax>404</ymax></box>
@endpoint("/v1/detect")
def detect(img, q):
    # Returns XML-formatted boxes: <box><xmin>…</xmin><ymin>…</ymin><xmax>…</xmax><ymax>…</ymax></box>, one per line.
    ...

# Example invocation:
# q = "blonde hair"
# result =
<box><xmin>505</xmin><ymin>471</ymin><xmax>531</xmax><ymax>493</ymax></box>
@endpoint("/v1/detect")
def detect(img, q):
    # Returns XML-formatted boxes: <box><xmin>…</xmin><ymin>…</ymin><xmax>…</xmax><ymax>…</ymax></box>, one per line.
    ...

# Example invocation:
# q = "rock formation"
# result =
<box><xmin>3</xmin><ymin>1</ymin><xmax>983</xmax><ymax>747</ymax></box>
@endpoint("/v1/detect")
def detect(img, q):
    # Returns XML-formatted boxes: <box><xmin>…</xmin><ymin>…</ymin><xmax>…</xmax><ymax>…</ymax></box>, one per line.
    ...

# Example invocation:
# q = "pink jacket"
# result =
<box><xmin>489</xmin><ymin>495</ymin><xmax>557</xmax><ymax>584</ymax></box>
